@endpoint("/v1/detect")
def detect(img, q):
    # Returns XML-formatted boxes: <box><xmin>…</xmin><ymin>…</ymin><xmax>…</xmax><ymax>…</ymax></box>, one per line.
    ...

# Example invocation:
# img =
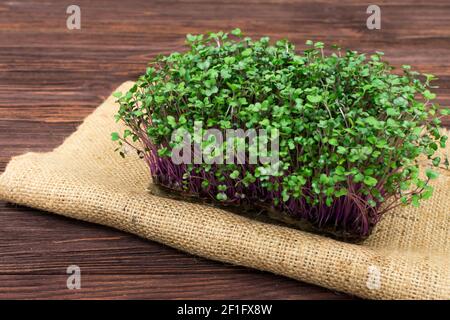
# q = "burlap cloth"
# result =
<box><xmin>1</xmin><ymin>82</ymin><xmax>449</xmax><ymax>299</ymax></box>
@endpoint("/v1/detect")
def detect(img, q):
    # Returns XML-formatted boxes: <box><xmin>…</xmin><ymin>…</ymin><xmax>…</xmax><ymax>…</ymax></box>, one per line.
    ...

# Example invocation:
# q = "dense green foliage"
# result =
<box><xmin>113</xmin><ymin>29</ymin><xmax>449</xmax><ymax>237</ymax></box>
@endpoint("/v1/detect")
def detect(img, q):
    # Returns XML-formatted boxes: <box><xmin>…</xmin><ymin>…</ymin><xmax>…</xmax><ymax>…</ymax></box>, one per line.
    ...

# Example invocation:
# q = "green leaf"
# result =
<box><xmin>367</xmin><ymin>199</ymin><xmax>377</xmax><ymax>207</ymax></box>
<box><xmin>365</xmin><ymin>116</ymin><xmax>380</xmax><ymax>127</ymax></box>
<box><xmin>354</xmin><ymin>173</ymin><xmax>364</xmax><ymax>183</ymax></box>
<box><xmin>411</xmin><ymin>195</ymin><xmax>420</xmax><ymax>207</ymax></box>
<box><xmin>241</xmin><ymin>48</ymin><xmax>252</xmax><ymax>57</ymax></box>
<box><xmin>216</xmin><ymin>192</ymin><xmax>228</xmax><ymax>201</ymax></box>
<box><xmin>319</xmin><ymin>174</ymin><xmax>329</xmax><ymax>184</ymax></box>
<box><xmin>133</xmin><ymin>110</ymin><xmax>144</xmax><ymax>117</ymax></box>
<box><xmin>363</xmin><ymin>176</ymin><xmax>378</xmax><ymax>187</ymax></box>
<box><xmin>201</xmin><ymin>180</ymin><xmax>210</xmax><ymax>189</ymax></box>
<box><xmin>422</xmin><ymin>186</ymin><xmax>433</xmax><ymax>200</ymax></box>
<box><xmin>231</xmin><ymin>28</ymin><xmax>242</xmax><ymax>37</ymax></box>
<box><xmin>328</xmin><ymin>138</ymin><xmax>338</xmax><ymax>146</ymax></box>
<box><xmin>229</xmin><ymin>170</ymin><xmax>240</xmax><ymax>179</ymax></box>
<box><xmin>335</xmin><ymin>188</ymin><xmax>348</xmax><ymax>197</ymax></box>
<box><xmin>111</xmin><ymin>132</ymin><xmax>120</xmax><ymax>141</ymax></box>
<box><xmin>425</xmin><ymin>169</ymin><xmax>439</xmax><ymax>180</ymax></box>
<box><xmin>306</xmin><ymin>95</ymin><xmax>322</xmax><ymax>104</ymax></box>
<box><xmin>386</xmin><ymin>108</ymin><xmax>399</xmax><ymax>117</ymax></box>
<box><xmin>335</xmin><ymin>166</ymin><xmax>345</xmax><ymax>175</ymax></box>
<box><xmin>423</xmin><ymin>90</ymin><xmax>436</xmax><ymax>100</ymax></box>
<box><xmin>179</xmin><ymin>115</ymin><xmax>187</xmax><ymax>124</ymax></box>
<box><xmin>123</xmin><ymin>129</ymin><xmax>132</xmax><ymax>139</ymax></box>
<box><xmin>337</xmin><ymin>146</ymin><xmax>347</xmax><ymax>154</ymax></box>
<box><xmin>167</xmin><ymin>115</ymin><xmax>177</xmax><ymax>128</ymax></box>
<box><xmin>157</xmin><ymin>147</ymin><xmax>170</xmax><ymax>157</ymax></box>
<box><xmin>186</xmin><ymin>33</ymin><xmax>197</xmax><ymax>42</ymax></box>
<box><xmin>282</xmin><ymin>190</ymin><xmax>289</xmax><ymax>202</ymax></box>
<box><xmin>432</xmin><ymin>157</ymin><xmax>441</xmax><ymax>167</ymax></box>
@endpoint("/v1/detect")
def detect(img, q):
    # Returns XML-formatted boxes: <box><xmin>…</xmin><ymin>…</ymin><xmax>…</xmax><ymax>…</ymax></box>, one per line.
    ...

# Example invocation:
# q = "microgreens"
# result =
<box><xmin>113</xmin><ymin>29</ymin><xmax>449</xmax><ymax>239</ymax></box>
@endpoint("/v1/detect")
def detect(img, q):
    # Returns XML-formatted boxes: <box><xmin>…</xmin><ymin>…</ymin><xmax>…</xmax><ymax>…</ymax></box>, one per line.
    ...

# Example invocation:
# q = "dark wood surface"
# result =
<box><xmin>0</xmin><ymin>0</ymin><xmax>449</xmax><ymax>300</ymax></box>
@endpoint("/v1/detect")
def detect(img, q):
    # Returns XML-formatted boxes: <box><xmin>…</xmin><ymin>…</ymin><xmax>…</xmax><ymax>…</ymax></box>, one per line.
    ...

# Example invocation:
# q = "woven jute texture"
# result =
<box><xmin>1</xmin><ymin>82</ymin><xmax>449</xmax><ymax>299</ymax></box>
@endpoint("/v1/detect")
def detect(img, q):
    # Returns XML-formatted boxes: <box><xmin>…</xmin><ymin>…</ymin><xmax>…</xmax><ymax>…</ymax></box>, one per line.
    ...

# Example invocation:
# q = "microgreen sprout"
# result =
<box><xmin>113</xmin><ymin>30</ymin><xmax>449</xmax><ymax>239</ymax></box>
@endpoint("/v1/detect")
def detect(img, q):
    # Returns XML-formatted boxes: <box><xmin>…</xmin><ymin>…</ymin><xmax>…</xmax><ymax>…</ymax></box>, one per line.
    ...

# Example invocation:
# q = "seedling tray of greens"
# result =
<box><xmin>112</xmin><ymin>29</ymin><xmax>449</xmax><ymax>241</ymax></box>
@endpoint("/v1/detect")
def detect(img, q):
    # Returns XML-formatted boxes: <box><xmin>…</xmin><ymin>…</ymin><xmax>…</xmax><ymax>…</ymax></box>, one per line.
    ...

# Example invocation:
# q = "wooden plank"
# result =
<box><xmin>0</xmin><ymin>0</ymin><xmax>449</xmax><ymax>299</ymax></box>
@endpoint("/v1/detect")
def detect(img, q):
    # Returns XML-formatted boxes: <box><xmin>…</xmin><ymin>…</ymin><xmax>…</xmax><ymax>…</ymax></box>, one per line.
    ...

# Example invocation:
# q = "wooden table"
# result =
<box><xmin>0</xmin><ymin>0</ymin><xmax>449</xmax><ymax>299</ymax></box>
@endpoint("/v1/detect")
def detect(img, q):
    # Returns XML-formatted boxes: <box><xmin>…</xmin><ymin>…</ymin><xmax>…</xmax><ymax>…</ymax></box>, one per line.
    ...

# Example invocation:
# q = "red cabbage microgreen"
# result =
<box><xmin>112</xmin><ymin>29</ymin><xmax>449</xmax><ymax>240</ymax></box>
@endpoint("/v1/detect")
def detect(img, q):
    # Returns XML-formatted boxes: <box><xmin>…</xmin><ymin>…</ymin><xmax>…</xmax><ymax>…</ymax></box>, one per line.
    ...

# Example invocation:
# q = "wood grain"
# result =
<box><xmin>0</xmin><ymin>0</ymin><xmax>449</xmax><ymax>299</ymax></box>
